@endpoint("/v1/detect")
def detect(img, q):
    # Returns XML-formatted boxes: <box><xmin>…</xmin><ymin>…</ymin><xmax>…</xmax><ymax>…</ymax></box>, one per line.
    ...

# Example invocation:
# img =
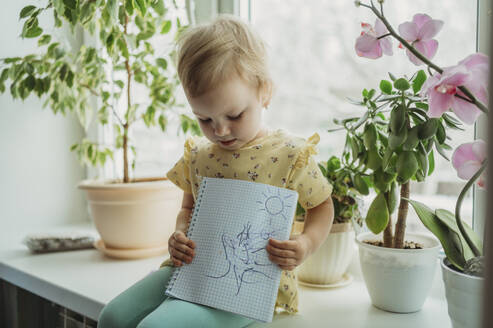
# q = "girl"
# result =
<box><xmin>99</xmin><ymin>15</ymin><xmax>334</xmax><ymax>328</ymax></box>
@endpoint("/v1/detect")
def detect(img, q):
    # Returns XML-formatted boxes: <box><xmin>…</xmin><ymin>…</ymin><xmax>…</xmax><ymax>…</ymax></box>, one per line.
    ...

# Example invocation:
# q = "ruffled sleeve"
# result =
<box><xmin>287</xmin><ymin>133</ymin><xmax>332</xmax><ymax>210</ymax></box>
<box><xmin>165</xmin><ymin>138</ymin><xmax>194</xmax><ymax>193</ymax></box>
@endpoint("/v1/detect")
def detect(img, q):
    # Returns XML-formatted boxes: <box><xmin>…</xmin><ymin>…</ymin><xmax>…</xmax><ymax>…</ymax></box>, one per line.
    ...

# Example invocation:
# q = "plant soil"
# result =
<box><xmin>364</xmin><ymin>240</ymin><xmax>424</xmax><ymax>249</ymax></box>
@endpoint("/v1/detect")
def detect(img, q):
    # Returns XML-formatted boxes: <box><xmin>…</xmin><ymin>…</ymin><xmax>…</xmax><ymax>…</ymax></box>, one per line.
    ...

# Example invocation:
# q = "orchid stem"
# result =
<box><xmin>455</xmin><ymin>160</ymin><xmax>487</xmax><ymax>258</ymax></box>
<box><xmin>360</xmin><ymin>1</ymin><xmax>489</xmax><ymax>115</ymax></box>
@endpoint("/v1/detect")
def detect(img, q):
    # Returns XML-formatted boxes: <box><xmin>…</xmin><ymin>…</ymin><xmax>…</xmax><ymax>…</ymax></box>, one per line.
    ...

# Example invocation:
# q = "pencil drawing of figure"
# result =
<box><xmin>205</xmin><ymin>187</ymin><xmax>294</xmax><ymax>295</ymax></box>
<box><xmin>206</xmin><ymin>223</ymin><xmax>278</xmax><ymax>295</ymax></box>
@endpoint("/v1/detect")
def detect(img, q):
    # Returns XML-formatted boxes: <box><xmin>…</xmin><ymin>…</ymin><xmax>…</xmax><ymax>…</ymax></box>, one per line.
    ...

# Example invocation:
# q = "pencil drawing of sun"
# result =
<box><xmin>257</xmin><ymin>187</ymin><xmax>294</xmax><ymax>224</ymax></box>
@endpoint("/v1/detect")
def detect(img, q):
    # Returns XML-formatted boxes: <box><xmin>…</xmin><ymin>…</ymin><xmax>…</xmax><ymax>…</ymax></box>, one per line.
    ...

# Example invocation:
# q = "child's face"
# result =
<box><xmin>187</xmin><ymin>76</ymin><xmax>268</xmax><ymax>150</ymax></box>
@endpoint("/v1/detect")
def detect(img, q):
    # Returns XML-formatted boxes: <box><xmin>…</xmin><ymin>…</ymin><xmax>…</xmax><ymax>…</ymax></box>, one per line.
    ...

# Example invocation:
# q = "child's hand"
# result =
<box><xmin>266</xmin><ymin>235</ymin><xmax>311</xmax><ymax>271</ymax></box>
<box><xmin>168</xmin><ymin>231</ymin><xmax>196</xmax><ymax>267</ymax></box>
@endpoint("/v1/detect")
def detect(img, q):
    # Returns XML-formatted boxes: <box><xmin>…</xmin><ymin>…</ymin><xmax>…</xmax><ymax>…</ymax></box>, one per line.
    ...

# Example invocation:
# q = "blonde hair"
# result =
<box><xmin>176</xmin><ymin>15</ymin><xmax>272</xmax><ymax>99</ymax></box>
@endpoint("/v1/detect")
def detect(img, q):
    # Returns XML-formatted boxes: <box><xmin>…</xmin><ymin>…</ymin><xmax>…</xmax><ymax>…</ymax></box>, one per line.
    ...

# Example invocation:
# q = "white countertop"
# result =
<box><xmin>0</xmin><ymin>220</ymin><xmax>452</xmax><ymax>327</ymax></box>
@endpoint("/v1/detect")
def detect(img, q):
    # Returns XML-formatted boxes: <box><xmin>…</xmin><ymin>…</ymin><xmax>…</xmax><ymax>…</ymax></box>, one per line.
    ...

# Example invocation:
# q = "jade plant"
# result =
<box><xmin>331</xmin><ymin>69</ymin><xmax>455</xmax><ymax>248</ymax></box>
<box><xmin>0</xmin><ymin>0</ymin><xmax>200</xmax><ymax>183</ymax></box>
<box><xmin>345</xmin><ymin>0</ymin><xmax>488</xmax><ymax>275</ymax></box>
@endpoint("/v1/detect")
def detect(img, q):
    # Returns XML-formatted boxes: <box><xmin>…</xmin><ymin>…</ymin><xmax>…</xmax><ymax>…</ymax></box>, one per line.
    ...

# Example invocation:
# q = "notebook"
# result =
<box><xmin>165</xmin><ymin>177</ymin><xmax>299</xmax><ymax>323</ymax></box>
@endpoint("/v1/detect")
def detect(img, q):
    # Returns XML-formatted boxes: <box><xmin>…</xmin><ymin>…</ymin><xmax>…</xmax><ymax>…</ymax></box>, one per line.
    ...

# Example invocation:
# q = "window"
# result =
<box><xmin>250</xmin><ymin>0</ymin><xmax>478</xmax><ymax>232</ymax></box>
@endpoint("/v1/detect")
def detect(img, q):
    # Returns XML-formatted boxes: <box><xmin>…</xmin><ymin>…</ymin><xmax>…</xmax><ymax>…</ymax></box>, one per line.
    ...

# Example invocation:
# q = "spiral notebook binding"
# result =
<box><xmin>166</xmin><ymin>178</ymin><xmax>208</xmax><ymax>293</ymax></box>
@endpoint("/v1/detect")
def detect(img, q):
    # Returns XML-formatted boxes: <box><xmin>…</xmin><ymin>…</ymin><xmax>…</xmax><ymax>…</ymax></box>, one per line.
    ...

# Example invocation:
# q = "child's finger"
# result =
<box><xmin>268</xmin><ymin>254</ymin><xmax>296</xmax><ymax>266</ymax></box>
<box><xmin>266</xmin><ymin>244</ymin><xmax>295</xmax><ymax>258</ymax></box>
<box><xmin>172</xmin><ymin>241</ymin><xmax>195</xmax><ymax>257</ymax></box>
<box><xmin>174</xmin><ymin>231</ymin><xmax>189</xmax><ymax>244</ymax></box>
<box><xmin>269</xmin><ymin>238</ymin><xmax>297</xmax><ymax>250</ymax></box>
<box><xmin>187</xmin><ymin>239</ymin><xmax>196</xmax><ymax>249</ymax></box>
<box><xmin>171</xmin><ymin>248</ymin><xmax>194</xmax><ymax>263</ymax></box>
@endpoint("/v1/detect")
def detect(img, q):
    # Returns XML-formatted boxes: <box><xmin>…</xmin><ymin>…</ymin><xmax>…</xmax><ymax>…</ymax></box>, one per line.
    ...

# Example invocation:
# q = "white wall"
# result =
<box><xmin>0</xmin><ymin>1</ymin><xmax>88</xmax><ymax>235</ymax></box>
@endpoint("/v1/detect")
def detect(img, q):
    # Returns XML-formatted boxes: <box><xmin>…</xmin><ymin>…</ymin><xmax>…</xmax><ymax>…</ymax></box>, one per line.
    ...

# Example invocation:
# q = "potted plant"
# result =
<box><xmin>294</xmin><ymin>156</ymin><xmax>363</xmax><ymax>287</ymax></box>
<box><xmin>344</xmin><ymin>0</ymin><xmax>489</xmax><ymax>317</ymax></box>
<box><xmin>0</xmin><ymin>0</ymin><xmax>200</xmax><ymax>256</ymax></box>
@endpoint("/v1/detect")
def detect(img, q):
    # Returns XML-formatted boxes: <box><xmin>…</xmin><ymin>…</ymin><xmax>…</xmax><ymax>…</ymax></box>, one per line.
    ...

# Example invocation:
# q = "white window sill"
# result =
<box><xmin>0</xmin><ymin>221</ymin><xmax>451</xmax><ymax>327</ymax></box>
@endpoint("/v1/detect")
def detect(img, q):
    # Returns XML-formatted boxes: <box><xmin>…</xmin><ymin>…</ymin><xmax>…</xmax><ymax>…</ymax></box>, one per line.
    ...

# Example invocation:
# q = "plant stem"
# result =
<box><xmin>455</xmin><ymin>160</ymin><xmax>487</xmax><ymax>257</ymax></box>
<box><xmin>78</xmin><ymin>82</ymin><xmax>124</xmax><ymax>126</ymax></box>
<box><xmin>394</xmin><ymin>182</ymin><xmax>409</xmax><ymax>249</ymax></box>
<box><xmin>383</xmin><ymin>191</ymin><xmax>393</xmax><ymax>247</ymax></box>
<box><xmin>361</xmin><ymin>1</ymin><xmax>489</xmax><ymax>115</ymax></box>
<box><xmin>123</xmin><ymin>11</ymin><xmax>132</xmax><ymax>183</ymax></box>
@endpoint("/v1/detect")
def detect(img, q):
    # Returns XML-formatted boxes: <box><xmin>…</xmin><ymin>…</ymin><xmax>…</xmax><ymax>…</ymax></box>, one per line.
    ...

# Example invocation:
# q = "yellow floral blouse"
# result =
<box><xmin>161</xmin><ymin>129</ymin><xmax>332</xmax><ymax>314</ymax></box>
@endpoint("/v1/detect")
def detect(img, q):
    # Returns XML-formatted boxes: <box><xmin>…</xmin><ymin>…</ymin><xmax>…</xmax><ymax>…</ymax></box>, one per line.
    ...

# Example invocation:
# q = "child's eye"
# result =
<box><xmin>228</xmin><ymin>113</ymin><xmax>243</xmax><ymax>121</ymax></box>
<box><xmin>198</xmin><ymin>118</ymin><xmax>211</xmax><ymax>123</ymax></box>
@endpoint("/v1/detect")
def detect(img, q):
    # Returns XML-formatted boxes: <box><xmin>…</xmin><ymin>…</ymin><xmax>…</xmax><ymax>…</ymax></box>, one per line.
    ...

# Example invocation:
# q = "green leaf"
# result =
<box><xmin>412</xmin><ymin>70</ymin><xmax>427</xmax><ymax>94</ymax></box>
<box><xmin>428</xmin><ymin>150</ymin><xmax>435</xmax><ymax>176</ymax></box>
<box><xmin>373</xmin><ymin>169</ymin><xmax>394</xmax><ymax>193</ymax></box>
<box><xmin>418</xmin><ymin>118</ymin><xmax>439</xmax><ymax>139</ymax></box>
<box><xmin>435</xmin><ymin>209</ymin><xmax>483</xmax><ymax>259</ymax></box>
<box><xmin>382</xmin><ymin>148</ymin><xmax>393</xmax><ymax>171</ymax></box>
<box><xmin>403</xmin><ymin>126</ymin><xmax>419</xmax><ymax>151</ymax></box>
<box><xmin>24</xmin><ymin>26</ymin><xmax>43</xmax><ymax>38</ymax></box>
<box><xmin>98</xmin><ymin>106</ymin><xmax>109</xmax><ymax>125</ymax></box>
<box><xmin>363</xmin><ymin>123</ymin><xmax>377</xmax><ymax>149</ymax></box>
<box><xmin>134</xmin><ymin>0</ymin><xmax>147</xmax><ymax>15</ymax></box>
<box><xmin>152</xmin><ymin>0</ymin><xmax>166</xmax><ymax>15</ymax></box>
<box><xmin>326</xmin><ymin>156</ymin><xmax>341</xmax><ymax>172</ymax></box>
<box><xmin>19</xmin><ymin>5</ymin><xmax>37</xmax><ymax>19</ymax></box>
<box><xmin>318</xmin><ymin>163</ymin><xmax>327</xmax><ymax>177</ymax></box>
<box><xmin>396</xmin><ymin>151</ymin><xmax>418</xmax><ymax>184</ymax></box>
<box><xmin>436</xmin><ymin>122</ymin><xmax>446</xmax><ymax>144</ymax></box>
<box><xmin>125</xmin><ymin>0</ymin><xmax>134</xmax><ymax>15</ymax></box>
<box><xmin>158</xmin><ymin>114</ymin><xmax>168</xmax><ymax>132</ymax></box>
<box><xmin>389</xmin><ymin>126</ymin><xmax>407</xmax><ymax>150</ymax></box>
<box><xmin>379</xmin><ymin>80</ymin><xmax>392</xmax><ymax>95</ymax></box>
<box><xmin>388</xmin><ymin>72</ymin><xmax>396</xmax><ymax>81</ymax></box>
<box><xmin>105</xmin><ymin>0</ymin><xmax>119</xmax><ymax>22</ymax></box>
<box><xmin>365</xmin><ymin>193</ymin><xmax>389</xmax><ymax>234</ymax></box>
<box><xmin>349</xmin><ymin>137</ymin><xmax>360</xmax><ymax>160</ymax></box>
<box><xmin>38</xmin><ymin>34</ymin><xmax>51</xmax><ymax>46</ymax></box>
<box><xmin>156</xmin><ymin>58</ymin><xmax>167</xmax><ymax>70</ymax></box>
<box><xmin>1</xmin><ymin>68</ymin><xmax>9</xmax><ymax>83</ymax></box>
<box><xmin>416</xmin><ymin>142</ymin><xmax>429</xmax><ymax>176</ymax></box>
<box><xmin>366</xmin><ymin>148</ymin><xmax>382</xmax><ymax>171</ymax></box>
<box><xmin>407</xmin><ymin>199</ymin><xmax>466</xmax><ymax>270</ymax></box>
<box><xmin>117</xmin><ymin>37</ymin><xmax>130</xmax><ymax>59</ymax></box>
<box><xmin>387</xmin><ymin>181</ymin><xmax>399</xmax><ymax>214</ymax></box>
<box><xmin>390</xmin><ymin>104</ymin><xmax>406</xmax><ymax>133</ymax></box>
<box><xmin>115</xmin><ymin>80</ymin><xmax>124</xmax><ymax>89</ymax></box>
<box><xmin>394</xmin><ymin>78</ymin><xmax>410</xmax><ymax>91</ymax></box>
<box><xmin>354</xmin><ymin>174</ymin><xmax>369</xmax><ymax>195</ymax></box>
<box><xmin>161</xmin><ymin>20</ymin><xmax>172</xmax><ymax>34</ymax></box>
<box><xmin>63</xmin><ymin>0</ymin><xmax>76</xmax><ymax>10</ymax></box>
<box><xmin>435</xmin><ymin>142</ymin><xmax>450</xmax><ymax>161</ymax></box>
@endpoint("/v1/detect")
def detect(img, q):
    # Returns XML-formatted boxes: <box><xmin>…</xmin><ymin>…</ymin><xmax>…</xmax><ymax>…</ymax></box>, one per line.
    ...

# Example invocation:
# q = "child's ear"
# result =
<box><xmin>261</xmin><ymin>81</ymin><xmax>273</xmax><ymax>109</ymax></box>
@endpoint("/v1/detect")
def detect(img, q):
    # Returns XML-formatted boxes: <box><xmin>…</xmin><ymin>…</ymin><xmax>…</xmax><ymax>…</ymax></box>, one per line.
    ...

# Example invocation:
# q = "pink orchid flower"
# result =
<box><xmin>452</xmin><ymin>140</ymin><xmax>487</xmax><ymax>189</ymax></box>
<box><xmin>398</xmin><ymin>14</ymin><xmax>443</xmax><ymax>66</ymax></box>
<box><xmin>420</xmin><ymin>53</ymin><xmax>489</xmax><ymax>124</ymax></box>
<box><xmin>355</xmin><ymin>19</ymin><xmax>393</xmax><ymax>59</ymax></box>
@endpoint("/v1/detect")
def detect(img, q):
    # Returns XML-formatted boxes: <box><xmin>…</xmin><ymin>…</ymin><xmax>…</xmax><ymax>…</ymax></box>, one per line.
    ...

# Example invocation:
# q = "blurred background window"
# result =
<box><xmin>130</xmin><ymin>0</ymin><xmax>478</xmax><ymax>232</ymax></box>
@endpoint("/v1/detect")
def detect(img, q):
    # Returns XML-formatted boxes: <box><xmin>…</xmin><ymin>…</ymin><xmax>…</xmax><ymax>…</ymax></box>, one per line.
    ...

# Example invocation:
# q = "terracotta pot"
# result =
<box><xmin>79</xmin><ymin>179</ymin><xmax>182</xmax><ymax>250</ymax></box>
<box><xmin>295</xmin><ymin>221</ymin><xmax>354</xmax><ymax>285</ymax></box>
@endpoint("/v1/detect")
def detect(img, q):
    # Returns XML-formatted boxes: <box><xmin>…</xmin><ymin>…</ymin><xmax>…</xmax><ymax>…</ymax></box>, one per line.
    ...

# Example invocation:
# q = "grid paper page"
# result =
<box><xmin>165</xmin><ymin>177</ymin><xmax>298</xmax><ymax>323</ymax></box>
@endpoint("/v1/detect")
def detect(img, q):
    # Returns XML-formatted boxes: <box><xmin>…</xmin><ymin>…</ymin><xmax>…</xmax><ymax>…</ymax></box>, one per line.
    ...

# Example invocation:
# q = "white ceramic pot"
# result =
<box><xmin>79</xmin><ymin>179</ymin><xmax>182</xmax><ymax>249</ymax></box>
<box><xmin>356</xmin><ymin>231</ymin><xmax>440</xmax><ymax>313</ymax></box>
<box><xmin>296</xmin><ymin>222</ymin><xmax>354</xmax><ymax>285</ymax></box>
<box><xmin>441</xmin><ymin>257</ymin><xmax>484</xmax><ymax>328</ymax></box>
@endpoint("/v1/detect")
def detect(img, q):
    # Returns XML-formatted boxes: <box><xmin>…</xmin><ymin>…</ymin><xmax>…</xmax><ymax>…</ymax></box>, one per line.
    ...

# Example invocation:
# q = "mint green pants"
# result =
<box><xmin>98</xmin><ymin>266</ymin><xmax>255</xmax><ymax>328</ymax></box>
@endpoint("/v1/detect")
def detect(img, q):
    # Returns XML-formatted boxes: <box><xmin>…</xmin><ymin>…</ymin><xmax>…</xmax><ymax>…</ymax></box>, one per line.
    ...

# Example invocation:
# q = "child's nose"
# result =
<box><xmin>214</xmin><ymin>123</ymin><xmax>230</xmax><ymax>137</ymax></box>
